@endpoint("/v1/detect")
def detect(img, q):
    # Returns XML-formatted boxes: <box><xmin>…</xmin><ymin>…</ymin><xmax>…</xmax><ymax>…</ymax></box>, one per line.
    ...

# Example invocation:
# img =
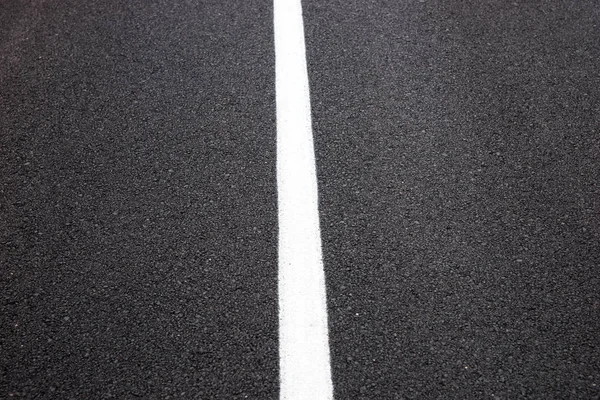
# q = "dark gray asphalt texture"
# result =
<box><xmin>1</xmin><ymin>0</ymin><xmax>278</xmax><ymax>398</ymax></box>
<box><xmin>2</xmin><ymin>0</ymin><xmax>600</xmax><ymax>399</ymax></box>
<box><xmin>304</xmin><ymin>0</ymin><xmax>600</xmax><ymax>399</ymax></box>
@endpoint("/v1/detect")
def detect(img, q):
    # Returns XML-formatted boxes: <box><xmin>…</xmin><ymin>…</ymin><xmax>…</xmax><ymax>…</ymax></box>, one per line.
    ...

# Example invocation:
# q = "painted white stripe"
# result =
<box><xmin>274</xmin><ymin>0</ymin><xmax>334</xmax><ymax>399</ymax></box>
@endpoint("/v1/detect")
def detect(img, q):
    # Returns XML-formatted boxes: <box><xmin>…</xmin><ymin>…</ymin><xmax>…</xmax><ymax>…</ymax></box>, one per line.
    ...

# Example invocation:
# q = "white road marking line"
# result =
<box><xmin>274</xmin><ymin>0</ymin><xmax>334</xmax><ymax>399</ymax></box>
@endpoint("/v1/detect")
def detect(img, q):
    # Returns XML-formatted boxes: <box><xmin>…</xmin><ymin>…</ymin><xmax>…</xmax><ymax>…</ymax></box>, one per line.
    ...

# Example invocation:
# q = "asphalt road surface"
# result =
<box><xmin>2</xmin><ymin>0</ymin><xmax>599</xmax><ymax>399</ymax></box>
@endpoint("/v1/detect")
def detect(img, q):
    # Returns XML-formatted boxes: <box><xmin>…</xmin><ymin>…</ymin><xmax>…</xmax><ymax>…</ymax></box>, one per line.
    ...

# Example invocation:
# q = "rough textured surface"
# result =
<box><xmin>3</xmin><ymin>0</ymin><xmax>600</xmax><ymax>399</ymax></box>
<box><xmin>1</xmin><ymin>0</ymin><xmax>278</xmax><ymax>398</ymax></box>
<box><xmin>304</xmin><ymin>0</ymin><xmax>600</xmax><ymax>399</ymax></box>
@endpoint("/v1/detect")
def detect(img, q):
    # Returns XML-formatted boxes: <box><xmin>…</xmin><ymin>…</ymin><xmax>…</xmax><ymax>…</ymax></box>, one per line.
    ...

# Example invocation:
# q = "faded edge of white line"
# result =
<box><xmin>274</xmin><ymin>0</ymin><xmax>334</xmax><ymax>399</ymax></box>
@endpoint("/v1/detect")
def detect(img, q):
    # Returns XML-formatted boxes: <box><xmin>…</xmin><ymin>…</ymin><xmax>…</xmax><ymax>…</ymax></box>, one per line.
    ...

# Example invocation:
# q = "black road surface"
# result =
<box><xmin>1</xmin><ymin>0</ymin><xmax>278</xmax><ymax>398</ymax></box>
<box><xmin>304</xmin><ymin>1</ymin><xmax>600</xmax><ymax>399</ymax></box>
<box><xmin>2</xmin><ymin>0</ymin><xmax>600</xmax><ymax>399</ymax></box>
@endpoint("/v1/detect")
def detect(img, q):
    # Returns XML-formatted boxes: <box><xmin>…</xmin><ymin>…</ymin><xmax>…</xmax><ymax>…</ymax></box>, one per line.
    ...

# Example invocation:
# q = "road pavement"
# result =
<box><xmin>2</xmin><ymin>0</ymin><xmax>600</xmax><ymax>399</ymax></box>
<box><xmin>304</xmin><ymin>0</ymin><xmax>600</xmax><ymax>398</ymax></box>
<box><xmin>2</xmin><ymin>0</ymin><xmax>278</xmax><ymax>398</ymax></box>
